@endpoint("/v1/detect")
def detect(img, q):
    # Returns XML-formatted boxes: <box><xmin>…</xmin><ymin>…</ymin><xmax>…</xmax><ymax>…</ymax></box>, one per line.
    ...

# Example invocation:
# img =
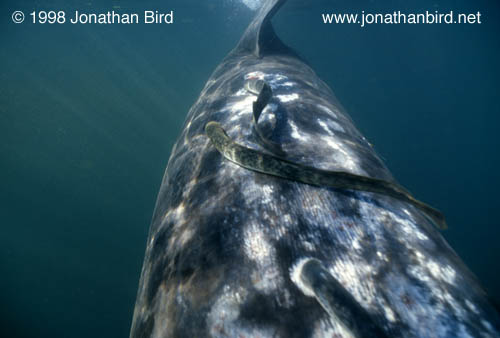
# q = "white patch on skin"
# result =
<box><xmin>426</xmin><ymin>261</ymin><xmax>441</xmax><ymax>279</ymax></box>
<box><xmin>465</xmin><ymin>299</ymin><xmax>479</xmax><ymax>314</ymax></box>
<box><xmin>415</xmin><ymin>229</ymin><xmax>429</xmax><ymax>241</ymax></box>
<box><xmin>320</xmin><ymin>135</ymin><xmax>360</xmax><ymax>172</ymax></box>
<box><xmin>385</xmin><ymin>274</ymin><xmax>452</xmax><ymax>337</ymax></box>
<box><xmin>444</xmin><ymin>292</ymin><xmax>467</xmax><ymax>319</ymax></box>
<box><xmin>481</xmin><ymin>319</ymin><xmax>494</xmax><ymax>333</ymax></box>
<box><xmin>267</xmin><ymin>74</ymin><xmax>288</xmax><ymax>86</ymax></box>
<box><xmin>357</xmin><ymin>196</ymin><xmax>479</xmax><ymax>336</ymax></box>
<box><xmin>240</xmin><ymin>180</ymin><xmax>275</xmax><ymax>206</ymax></box>
<box><xmin>233</xmin><ymin>88</ymin><xmax>247</xmax><ymax>96</ymax></box>
<box><xmin>244</xmin><ymin>71</ymin><xmax>265</xmax><ymax>80</ymax></box>
<box><xmin>385</xmin><ymin>210</ymin><xmax>429</xmax><ymax>243</ymax></box>
<box><xmin>266</xmin><ymin>103</ymin><xmax>278</xmax><ymax>112</ymax></box>
<box><xmin>228</xmin><ymin>95</ymin><xmax>255</xmax><ymax>115</ymax></box>
<box><xmin>224</xmin><ymin>94</ymin><xmax>255</xmax><ymax>133</ymax></box>
<box><xmin>243</xmin><ymin>72</ymin><xmax>296</xmax><ymax>101</ymax></box>
<box><xmin>406</xmin><ymin>250</ymin><xmax>466</xmax><ymax>323</ymax></box>
<box><xmin>329</xmin><ymin>120</ymin><xmax>345</xmax><ymax>133</ymax></box>
<box><xmin>184</xmin><ymin>177</ymin><xmax>198</xmax><ymax>192</ymax></box>
<box><xmin>322</xmin><ymin>136</ymin><xmax>344</xmax><ymax>155</ymax></box>
<box><xmin>428</xmin><ymin>261</ymin><xmax>456</xmax><ymax>285</ymax></box>
<box><xmin>207</xmin><ymin>286</ymin><xmax>257</xmax><ymax>338</ymax></box>
<box><xmin>289</xmin><ymin>121</ymin><xmax>309</xmax><ymax>142</ymax></box>
<box><xmin>302</xmin><ymin>240</ymin><xmax>316</xmax><ymax>252</ymax></box>
<box><xmin>251</xmin><ymin>266</ymin><xmax>281</xmax><ymax>294</ymax></box>
<box><xmin>317</xmin><ymin>119</ymin><xmax>333</xmax><ymax>135</ymax></box>
<box><xmin>276</xmin><ymin>93</ymin><xmax>299</xmax><ymax>103</ymax></box>
<box><xmin>389</xmin><ymin>282</ymin><xmax>473</xmax><ymax>338</ymax></box>
<box><xmin>376</xmin><ymin>250</ymin><xmax>390</xmax><ymax>262</ymax></box>
<box><xmin>317</xmin><ymin>117</ymin><xmax>345</xmax><ymax>134</ymax></box>
<box><xmin>150</xmin><ymin>285</ymin><xmax>174</xmax><ymax>337</ymax></box>
<box><xmin>356</xmin><ymin>198</ymin><xmax>466</xmax><ymax>330</ymax></box>
<box><xmin>299</xmin><ymin>202</ymin><xmax>325</xmax><ymax>226</ymax></box>
<box><xmin>268</xmin><ymin>213</ymin><xmax>292</xmax><ymax>240</ymax></box>
<box><xmin>317</xmin><ymin>104</ymin><xmax>338</xmax><ymax>118</ymax></box>
<box><xmin>383</xmin><ymin>303</ymin><xmax>397</xmax><ymax>322</ymax></box>
<box><xmin>274</xmin><ymin>74</ymin><xmax>287</xmax><ymax>81</ymax></box>
<box><xmin>224</xmin><ymin>82</ymin><xmax>284</xmax><ymax>133</ymax></box>
<box><xmin>312</xmin><ymin>318</ymin><xmax>355</xmax><ymax>338</ymax></box>
<box><xmin>329</xmin><ymin>259</ymin><xmax>377</xmax><ymax>310</ymax></box>
<box><xmin>228</xmin><ymin>113</ymin><xmax>244</xmax><ymax>123</ymax></box>
<box><xmin>243</xmin><ymin>222</ymin><xmax>282</xmax><ymax>293</ymax></box>
<box><xmin>178</xmin><ymin>227</ymin><xmax>194</xmax><ymax>247</ymax></box>
<box><xmin>261</xmin><ymin>184</ymin><xmax>274</xmax><ymax>204</ymax></box>
<box><xmin>351</xmin><ymin>237</ymin><xmax>362</xmax><ymax>250</ymax></box>
<box><xmin>259</xmin><ymin>106</ymin><xmax>277</xmax><ymax>125</ymax></box>
<box><xmin>244</xmin><ymin>224</ymin><xmax>272</xmax><ymax>263</ymax></box>
<box><xmin>166</xmin><ymin>202</ymin><xmax>185</xmax><ymax>223</ymax></box>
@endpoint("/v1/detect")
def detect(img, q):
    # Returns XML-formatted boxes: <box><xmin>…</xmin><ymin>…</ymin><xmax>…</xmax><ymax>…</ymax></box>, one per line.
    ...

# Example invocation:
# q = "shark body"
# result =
<box><xmin>130</xmin><ymin>1</ymin><xmax>500</xmax><ymax>337</ymax></box>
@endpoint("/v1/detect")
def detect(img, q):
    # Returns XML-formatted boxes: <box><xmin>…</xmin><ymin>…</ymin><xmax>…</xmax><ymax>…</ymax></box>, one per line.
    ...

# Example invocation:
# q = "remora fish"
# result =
<box><xmin>130</xmin><ymin>1</ymin><xmax>500</xmax><ymax>337</ymax></box>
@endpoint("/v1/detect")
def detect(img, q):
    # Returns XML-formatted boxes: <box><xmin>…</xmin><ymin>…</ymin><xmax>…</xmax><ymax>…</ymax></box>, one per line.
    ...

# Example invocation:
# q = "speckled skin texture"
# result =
<box><xmin>130</xmin><ymin>1</ymin><xmax>500</xmax><ymax>337</ymax></box>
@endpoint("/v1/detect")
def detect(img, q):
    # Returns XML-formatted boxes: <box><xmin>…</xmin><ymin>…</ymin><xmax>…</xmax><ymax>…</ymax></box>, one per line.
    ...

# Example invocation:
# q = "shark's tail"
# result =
<box><xmin>234</xmin><ymin>0</ymin><xmax>293</xmax><ymax>57</ymax></box>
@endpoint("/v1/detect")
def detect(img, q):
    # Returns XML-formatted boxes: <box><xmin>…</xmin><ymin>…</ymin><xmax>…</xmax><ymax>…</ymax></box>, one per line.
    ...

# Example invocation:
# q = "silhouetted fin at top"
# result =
<box><xmin>233</xmin><ymin>0</ymin><xmax>297</xmax><ymax>57</ymax></box>
<box><xmin>205</xmin><ymin>120</ymin><xmax>448</xmax><ymax>230</ymax></box>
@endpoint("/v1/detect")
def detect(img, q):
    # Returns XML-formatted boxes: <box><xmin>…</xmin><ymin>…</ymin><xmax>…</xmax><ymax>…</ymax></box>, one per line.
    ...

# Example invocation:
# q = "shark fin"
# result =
<box><xmin>234</xmin><ymin>0</ymin><xmax>294</xmax><ymax>57</ymax></box>
<box><xmin>246</xmin><ymin>79</ymin><xmax>286</xmax><ymax>156</ymax></box>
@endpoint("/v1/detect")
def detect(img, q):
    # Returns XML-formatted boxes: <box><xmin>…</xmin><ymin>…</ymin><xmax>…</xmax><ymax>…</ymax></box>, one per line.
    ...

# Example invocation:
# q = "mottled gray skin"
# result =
<box><xmin>130</xmin><ymin>1</ymin><xmax>500</xmax><ymax>337</ymax></box>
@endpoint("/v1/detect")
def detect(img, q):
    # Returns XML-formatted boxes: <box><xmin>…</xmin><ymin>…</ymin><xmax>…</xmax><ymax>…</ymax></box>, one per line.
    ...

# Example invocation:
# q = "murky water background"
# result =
<box><xmin>1</xmin><ymin>0</ymin><xmax>499</xmax><ymax>337</ymax></box>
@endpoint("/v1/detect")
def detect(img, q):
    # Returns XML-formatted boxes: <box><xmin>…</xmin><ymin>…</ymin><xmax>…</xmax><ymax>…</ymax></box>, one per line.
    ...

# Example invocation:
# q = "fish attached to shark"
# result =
<box><xmin>130</xmin><ymin>0</ymin><xmax>500</xmax><ymax>337</ymax></box>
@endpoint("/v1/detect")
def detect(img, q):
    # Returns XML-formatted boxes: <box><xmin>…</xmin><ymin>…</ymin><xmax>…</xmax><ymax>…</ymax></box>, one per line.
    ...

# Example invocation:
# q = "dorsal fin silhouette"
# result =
<box><xmin>234</xmin><ymin>0</ymin><xmax>294</xmax><ymax>57</ymax></box>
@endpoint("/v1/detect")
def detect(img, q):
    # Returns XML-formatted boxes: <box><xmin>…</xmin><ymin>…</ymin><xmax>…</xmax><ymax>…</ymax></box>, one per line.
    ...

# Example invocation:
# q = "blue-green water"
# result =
<box><xmin>1</xmin><ymin>0</ymin><xmax>498</xmax><ymax>337</ymax></box>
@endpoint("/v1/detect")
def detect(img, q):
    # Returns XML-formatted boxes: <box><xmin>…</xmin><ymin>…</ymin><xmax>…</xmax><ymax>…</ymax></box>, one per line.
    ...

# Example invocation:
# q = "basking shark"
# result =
<box><xmin>130</xmin><ymin>1</ymin><xmax>500</xmax><ymax>337</ymax></box>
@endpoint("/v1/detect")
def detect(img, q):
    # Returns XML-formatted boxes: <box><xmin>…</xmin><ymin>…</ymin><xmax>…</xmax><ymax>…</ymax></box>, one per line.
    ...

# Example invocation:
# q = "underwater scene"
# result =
<box><xmin>1</xmin><ymin>0</ymin><xmax>499</xmax><ymax>337</ymax></box>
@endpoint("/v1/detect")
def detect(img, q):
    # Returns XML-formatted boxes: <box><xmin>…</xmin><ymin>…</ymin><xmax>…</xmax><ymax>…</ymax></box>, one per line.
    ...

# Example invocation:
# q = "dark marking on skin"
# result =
<box><xmin>171</xmin><ymin>300</ymin><xmax>210</xmax><ymax>338</ymax></box>
<box><xmin>147</xmin><ymin>227</ymin><xmax>173</xmax><ymax>303</ymax></box>
<box><xmin>358</xmin><ymin>232</ymin><xmax>378</xmax><ymax>264</ymax></box>
<box><xmin>150</xmin><ymin>224</ymin><xmax>171</xmax><ymax>263</ymax></box>
<box><xmin>401</xmin><ymin>293</ymin><xmax>414</xmax><ymax>308</ymax></box>
<box><xmin>188</xmin><ymin>153</ymin><xmax>222</xmax><ymax>201</ymax></box>
<box><xmin>296</xmin><ymin>219</ymin><xmax>350</xmax><ymax>257</ymax></box>
<box><xmin>175</xmin><ymin>214</ymin><xmax>237</xmax><ymax>279</ymax></box>
<box><xmin>329</xmin><ymin>189</ymin><xmax>363</xmax><ymax>219</ymax></box>
<box><xmin>164</xmin><ymin>164</ymin><xmax>193</xmax><ymax>211</ymax></box>
<box><xmin>238</xmin><ymin>292</ymin><xmax>318</xmax><ymax>338</ymax></box>
<box><xmin>147</xmin><ymin>260</ymin><xmax>168</xmax><ymax>304</ymax></box>
<box><xmin>134</xmin><ymin>315</ymin><xmax>155</xmax><ymax>338</ymax></box>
